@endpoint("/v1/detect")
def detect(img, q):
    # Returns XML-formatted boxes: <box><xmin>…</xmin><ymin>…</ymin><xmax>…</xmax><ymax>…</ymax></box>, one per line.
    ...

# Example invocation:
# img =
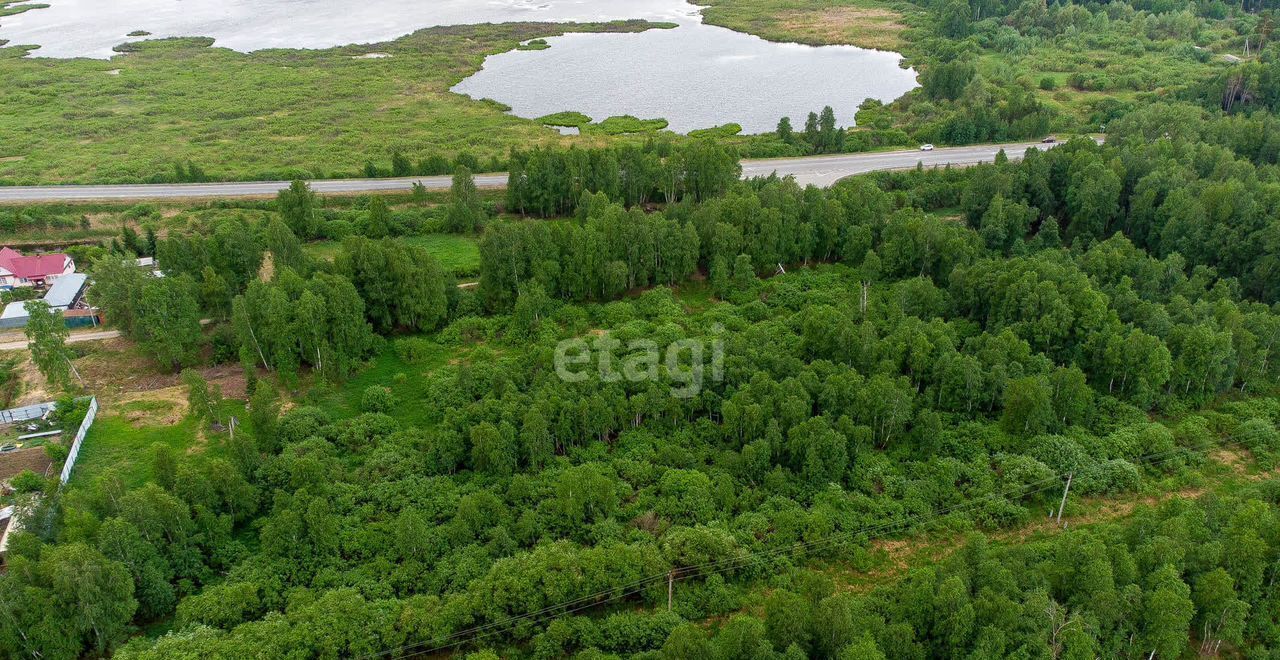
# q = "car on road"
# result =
<box><xmin>1041</xmin><ymin>136</ymin><xmax>1057</xmax><ymax>143</ymax></box>
<box><xmin>920</xmin><ymin>144</ymin><xmax>934</xmax><ymax>151</ymax></box>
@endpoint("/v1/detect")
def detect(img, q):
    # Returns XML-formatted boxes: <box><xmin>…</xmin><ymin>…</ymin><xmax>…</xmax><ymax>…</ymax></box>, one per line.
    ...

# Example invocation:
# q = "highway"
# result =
<box><xmin>0</xmin><ymin>141</ymin><xmax>1064</xmax><ymax>203</ymax></box>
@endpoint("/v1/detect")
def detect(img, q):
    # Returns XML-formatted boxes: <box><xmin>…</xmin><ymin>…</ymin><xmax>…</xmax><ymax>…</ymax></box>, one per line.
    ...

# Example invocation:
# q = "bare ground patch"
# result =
<box><xmin>114</xmin><ymin>388</ymin><xmax>188</xmax><ymax>427</ymax></box>
<box><xmin>12</xmin><ymin>353</ymin><xmax>52</xmax><ymax>407</ymax></box>
<box><xmin>0</xmin><ymin>446</ymin><xmax>53</xmax><ymax>482</ymax></box>
<box><xmin>75</xmin><ymin>339</ymin><xmax>246</xmax><ymax>403</ymax></box>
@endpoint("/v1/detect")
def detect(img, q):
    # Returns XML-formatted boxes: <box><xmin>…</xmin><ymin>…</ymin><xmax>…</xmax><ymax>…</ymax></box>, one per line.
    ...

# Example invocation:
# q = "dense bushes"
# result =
<box><xmin>11</xmin><ymin>106</ymin><xmax>1280</xmax><ymax>659</ymax></box>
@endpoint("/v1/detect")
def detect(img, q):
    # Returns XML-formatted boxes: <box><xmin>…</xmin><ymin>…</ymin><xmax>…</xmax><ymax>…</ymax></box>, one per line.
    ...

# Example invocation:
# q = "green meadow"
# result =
<box><xmin>0</xmin><ymin>21</ymin><xmax>664</xmax><ymax>185</ymax></box>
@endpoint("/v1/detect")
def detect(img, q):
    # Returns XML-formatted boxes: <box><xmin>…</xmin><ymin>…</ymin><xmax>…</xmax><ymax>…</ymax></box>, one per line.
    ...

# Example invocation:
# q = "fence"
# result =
<box><xmin>58</xmin><ymin>396</ymin><xmax>97</xmax><ymax>485</ymax></box>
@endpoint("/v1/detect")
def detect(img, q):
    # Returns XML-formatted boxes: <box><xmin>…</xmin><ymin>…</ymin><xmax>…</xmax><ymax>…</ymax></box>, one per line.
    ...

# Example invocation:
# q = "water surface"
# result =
<box><xmin>453</xmin><ymin>20</ymin><xmax>917</xmax><ymax>134</ymax></box>
<box><xmin>0</xmin><ymin>0</ymin><xmax>918</xmax><ymax>134</ymax></box>
<box><xmin>0</xmin><ymin>0</ymin><xmax>695</xmax><ymax>58</ymax></box>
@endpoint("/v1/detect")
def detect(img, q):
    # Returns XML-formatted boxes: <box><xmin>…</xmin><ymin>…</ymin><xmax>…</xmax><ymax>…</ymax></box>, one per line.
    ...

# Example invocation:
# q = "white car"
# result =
<box><xmin>920</xmin><ymin>144</ymin><xmax>934</xmax><ymax>151</ymax></box>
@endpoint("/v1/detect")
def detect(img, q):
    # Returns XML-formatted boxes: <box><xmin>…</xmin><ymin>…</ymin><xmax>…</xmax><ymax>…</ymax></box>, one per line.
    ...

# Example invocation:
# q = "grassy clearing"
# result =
<box><xmin>303</xmin><ymin>233</ymin><xmax>480</xmax><ymax>276</ymax></box>
<box><xmin>698</xmin><ymin>0</ymin><xmax>918</xmax><ymax>51</ymax></box>
<box><xmin>73</xmin><ymin>411</ymin><xmax>199</xmax><ymax>488</ymax></box>
<box><xmin>71</xmin><ymin>395</ymin><xmax>246</xmax><ymax>488</ymax></box>
<box><xmin>64</xmin><ymin>338</ymin><xmax>247</xmax><ymax>487</ymax></box>
<box><xmin>0</xmin><ymin>21</ymin><xmax>662</xmax><ymax>185</ymax></box>
<box><xmin>316</xmin><ymin>348</ymin><xmax>443</xmax><ymax>427</ymax></box>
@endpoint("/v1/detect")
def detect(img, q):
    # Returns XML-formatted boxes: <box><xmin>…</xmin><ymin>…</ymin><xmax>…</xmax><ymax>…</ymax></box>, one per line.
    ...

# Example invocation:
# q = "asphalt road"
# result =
<box><xmin>0</xmin><ymin>141</ymin><xmax>1065</xmax><ymax>203</ymax></box>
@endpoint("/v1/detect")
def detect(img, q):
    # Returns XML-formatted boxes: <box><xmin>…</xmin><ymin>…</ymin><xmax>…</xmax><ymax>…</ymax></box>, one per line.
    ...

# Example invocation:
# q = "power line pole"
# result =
<box><xmin>667</xmin><ymin>571</ymin><xmax>675</xmax><ymax>611</ymax></box>
<box><xmin>1056</xmin><ymin>473</ymin><xmax>1073</xmax><ymax>527</ymax></box>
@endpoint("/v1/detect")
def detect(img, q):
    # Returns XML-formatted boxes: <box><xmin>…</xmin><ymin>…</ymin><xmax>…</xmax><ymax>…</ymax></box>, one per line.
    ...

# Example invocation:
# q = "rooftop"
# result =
<box><xmin>0</xmin><ymin>247</ymin><xmax>71</xmax><ymax>281</ymax></box>
<box><xmin>44</xmin><ymin>272</ymin><xmax>87</xmax><ymax>309</ymax></box>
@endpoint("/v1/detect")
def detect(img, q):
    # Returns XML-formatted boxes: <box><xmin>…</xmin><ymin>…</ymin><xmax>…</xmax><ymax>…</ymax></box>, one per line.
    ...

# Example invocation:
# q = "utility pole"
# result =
<box><xmin>667</xmin><ymin>570</ymin><xmax>675</xmax><ymax>611</ymax></box>
<box><xmin>246</xmin><ymin>322</ymin><xmax>270</xmax><ymax>371</ymax></box>
<box><xmin>1056</xmin><ymin>473</ymin><xmax>1073</xmax><ymax>527</ymax></box>
<box><xmin>64</xmin><ymin>355</ymin><xmax>85</xmax><ymax>388</ymax></box>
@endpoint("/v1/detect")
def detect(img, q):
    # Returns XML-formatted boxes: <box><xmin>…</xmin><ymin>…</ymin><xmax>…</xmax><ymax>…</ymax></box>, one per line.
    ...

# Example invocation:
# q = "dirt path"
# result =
<box><xmin>0</xmin><ymin>328</ymin><xmax>121</xmax><ymax>352</ymax></box>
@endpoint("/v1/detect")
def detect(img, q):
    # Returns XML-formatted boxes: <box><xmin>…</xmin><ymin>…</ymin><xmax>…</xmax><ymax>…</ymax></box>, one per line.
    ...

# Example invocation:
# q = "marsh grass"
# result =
<box><xmin>698</xmin><ymin>0</ymin><xmax>919</xmax><ymax>51</ymax></box>
<box><xmin>537</xmin><ymin>111</ymin><xmax>593</xmax><ymax>127</ymax></box>
<box><xmin>0</xmin><ymin>21</ymin><xmax>661</xmax><ymax>185</ymax></box>
<box><xmin>594</xmin><ymin>115</ymin><xmax>670</xmax><ymax>135</ymax></box>
<box><xmin>0</xmin><ymin>2</ymin><xmax>48</xmax><ymax>18</ymax></box>
<box><xmin>688</xmin><ymin>123</ymin><xmax>743</xmax><ymax>138</ymax></box>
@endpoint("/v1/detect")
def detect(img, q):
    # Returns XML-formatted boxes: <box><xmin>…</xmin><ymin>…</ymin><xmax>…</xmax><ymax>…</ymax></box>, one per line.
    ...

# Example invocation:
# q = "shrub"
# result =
<box><xmin>688</xmin><ymin>123</ymin><xmax>743</xmax><ymax>139</ymax></box>
<box><xmin>362</xmin><ymin>385</ymin><xmax>397</xmax><ymax>414</ymax></box>
<box><xmin>10</xmin><ymin>469</ymin><xmax>46</xmax><ymax>494</ymax></box>
<box><xmin>43</xmin><ymin>443</ymin><xmax>69</xmax><ymax>464</ymax></box>
<box><xmin>1236</xmin><ymin>417</ymin><xmax>1280</xmax><ymax>461</ymax></box>
<box><xmin>176</xmin><ymin>582</ymin><xmax>262</xmax><ymax>630</ymax></box>
<box><xmin>394</xmin><ymin>337</ymin><xmax>437</xmax><ymax>364</ymax></box>
<box><xmin>1039</xmin><ymin>76</ymin><xmax>1057</xmax><ymax>90</ymax></box>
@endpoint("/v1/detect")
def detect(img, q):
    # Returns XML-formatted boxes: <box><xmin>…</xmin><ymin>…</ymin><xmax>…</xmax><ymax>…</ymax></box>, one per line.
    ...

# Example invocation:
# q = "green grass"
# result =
<box><xmin>0</xmin><ymin>21</ymin><xmax>664</xmax><ymax>185</ymax></box>
<box><xmin>537</xmin><ymin>111</ymin><xmax>593</xmax><ymax>127</ymax></box>
<box><xmin>70</xmin><ymin>396</ymin><xmax>247</xmax><ymax>489</ymax></box>
<box><xmin>307</xmin><ymin>340</ymin><xmax>456</xmax><ymax>428</ymax></box>
<box><xmin>405</xmin><ymin>234</ymin><xmax>481</xmax><ymax>276</ymax></box>
<box><xmin>672</xmin><ymin>279</ymin><xmax>716</xmax><ymax>312</ymax></box>
<box><xmin>74</xmin><ymin>407</ymin><xmax>188</xmax><ymax>488</ymax></box>
<box><xmin>303</xmin><ymin>233</ymin><xmax>480</xmax><ymax>276</ymax></box>
<box><xmin>688</xmin><ymin>123</ymin><xmax>743</xmax><ymax>138</ymax></box>
<box><xmin>594</xmin><ymin>115</ymin><xmax>670</xmax><ymax>135</ymax></box>
<box><xmin>517</xmin><ymin>39</ymin><xmax>551</xmax><ymax>51</ymax></box>
<box><xmin>0</xmin><ymin>2</ymin><xmax>48</xmax><ymax>18</ymax></box>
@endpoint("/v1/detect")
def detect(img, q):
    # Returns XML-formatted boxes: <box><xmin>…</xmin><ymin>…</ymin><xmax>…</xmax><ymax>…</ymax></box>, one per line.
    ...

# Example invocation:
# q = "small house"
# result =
<box><xmin>0</xmin><ymin>247</ymin><xmax>76</xmax><ymax>289</ymax></box>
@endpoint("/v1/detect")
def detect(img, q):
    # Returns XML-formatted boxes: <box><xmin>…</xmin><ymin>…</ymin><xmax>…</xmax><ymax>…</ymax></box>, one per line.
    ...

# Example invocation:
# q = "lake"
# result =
<box><xmin>0</xmin><ymin>0</ymin><xmax>918</xmax><ymax>134</ymax></box>
<box><xmin>452</xmin><ymin>19</ymin><xmax>917</xmax><ymax>134</ymax></box>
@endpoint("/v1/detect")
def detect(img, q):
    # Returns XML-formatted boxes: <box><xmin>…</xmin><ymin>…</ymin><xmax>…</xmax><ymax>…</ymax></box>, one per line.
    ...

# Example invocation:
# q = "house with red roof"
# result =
<box><xmin>0</xmin><ymin>247</ymin><xmax>76</xmax><ymax>289</ymax></box>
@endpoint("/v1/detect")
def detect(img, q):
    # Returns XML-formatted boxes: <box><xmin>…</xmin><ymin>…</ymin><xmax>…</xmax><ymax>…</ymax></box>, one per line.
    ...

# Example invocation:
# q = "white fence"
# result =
<box><xmin>58</xmin><ymin>396</ymin><xmax>97</xmax><ymax>485</ymax></box>
<box><xmin>1</xmin><ymin>398</ymin><xmax>96</xmax><ymax>558</ymax></box>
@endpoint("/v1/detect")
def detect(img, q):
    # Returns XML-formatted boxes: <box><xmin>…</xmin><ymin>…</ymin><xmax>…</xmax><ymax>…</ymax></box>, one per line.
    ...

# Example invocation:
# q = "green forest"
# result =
<box><xmin>4</xmin><ymin>101</ymin><xmax>1280</xmax><ymax>657</ymax></box>
<box><xmin>3</xmin><ymin>0</ymin><xmax>1280</xmax><ymax>657</ymax></box>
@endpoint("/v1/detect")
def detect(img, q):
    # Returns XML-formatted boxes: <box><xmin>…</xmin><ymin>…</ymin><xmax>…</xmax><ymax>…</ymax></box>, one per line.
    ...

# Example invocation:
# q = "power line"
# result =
<box><xmin>375</xmin><ymin>476</ymin><xmax>1066</xmax><ymax>660</ymax></box>
<box><xmin>364</xmin><ymin>434</ymin><xmax>1263</xmax><ymax>659</ymax></box>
